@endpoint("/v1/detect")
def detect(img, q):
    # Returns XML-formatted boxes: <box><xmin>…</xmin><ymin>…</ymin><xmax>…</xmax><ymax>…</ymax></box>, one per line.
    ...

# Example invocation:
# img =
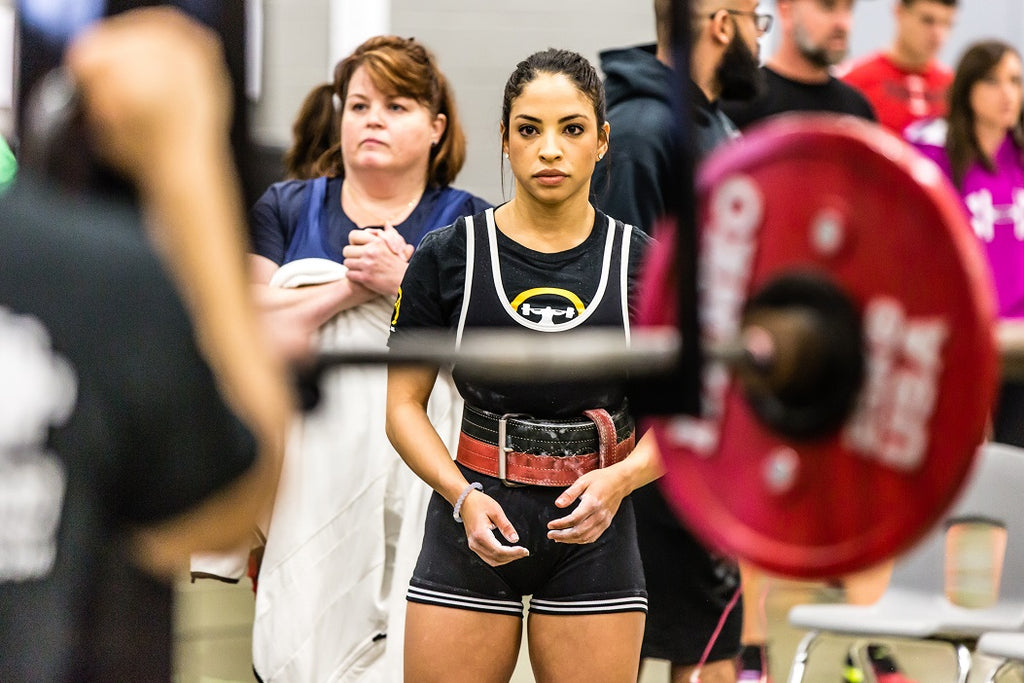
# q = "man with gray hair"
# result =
<box><xmin>722</xmin><ymin>0</ymin><xmax>876</xmax><ymax>128</ymax></box>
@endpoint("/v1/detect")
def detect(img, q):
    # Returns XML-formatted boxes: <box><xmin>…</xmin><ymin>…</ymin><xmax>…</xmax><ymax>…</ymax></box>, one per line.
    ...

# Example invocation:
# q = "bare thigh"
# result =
<box><xmin>527</xmin><ymin>611</ymin><xmax>645</xmax><ymax>683</ymax></box>
<box><xmin>405</xmin><ymin>602</ymin><xmax>523</xmax><ymax>683</ymax></box>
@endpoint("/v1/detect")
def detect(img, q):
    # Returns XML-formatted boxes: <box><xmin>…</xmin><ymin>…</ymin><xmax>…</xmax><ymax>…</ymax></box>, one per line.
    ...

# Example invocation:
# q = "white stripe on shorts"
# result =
<box><xmin>529</xmin><ymin>595</ymin><xmax>649</xmax><ymax>614</ymax></box>
<box><xmin>407</xmin><ymin>585</ymin><xmax>524</xmax><ymax>616</ymax></box>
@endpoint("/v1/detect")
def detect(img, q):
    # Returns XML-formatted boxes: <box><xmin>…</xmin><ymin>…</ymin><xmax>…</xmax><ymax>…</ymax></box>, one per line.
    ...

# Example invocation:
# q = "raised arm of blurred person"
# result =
<box><xmin>66</xmin><ymin>7</ymin><xmax>292</xmax><ymax>576</ymax></box>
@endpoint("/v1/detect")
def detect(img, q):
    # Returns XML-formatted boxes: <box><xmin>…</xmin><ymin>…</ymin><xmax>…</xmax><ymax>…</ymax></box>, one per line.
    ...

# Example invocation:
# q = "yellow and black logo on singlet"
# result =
<box><xmin>509</xmin><ymin>288</ymin><xmax>586</xmax><ymax>328</ymax></box>
<box><xmin>390</xmin><ymin>286</ymin><xmax>403</xmax><ymax>329</ymax></box>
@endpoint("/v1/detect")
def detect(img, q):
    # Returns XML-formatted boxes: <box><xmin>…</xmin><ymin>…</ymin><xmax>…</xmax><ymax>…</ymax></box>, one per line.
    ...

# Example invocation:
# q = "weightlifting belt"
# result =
<box><xmin>456</xmin><ymin>403</ymin><xmax>635</xmax><ymax>486</ymax></box>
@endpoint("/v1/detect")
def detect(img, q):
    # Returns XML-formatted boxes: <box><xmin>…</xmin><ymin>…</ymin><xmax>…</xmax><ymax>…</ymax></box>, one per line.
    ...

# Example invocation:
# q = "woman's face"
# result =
<box><xmin>502</xmin><ymin>73</ymin><xmax>608</xmax><ymax>207</ymax></box>
<box><xmin>970</xmin><ymin>51</ymin><xmax>1024</xmax><ymax>133</ymax></box>
<box><xmin>341</xmin><ymin>65</ymin><xmax>446</xmax><ymax>179</ymax></box>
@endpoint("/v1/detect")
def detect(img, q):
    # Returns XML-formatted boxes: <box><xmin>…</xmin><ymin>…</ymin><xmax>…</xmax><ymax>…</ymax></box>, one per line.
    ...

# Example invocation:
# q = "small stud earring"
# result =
<box><xmin>503</xmin><ymin>152</ymin><xmax>509</xmax><ymax>159</ymax></box>
<box><xmin>597</xmin><ymin>153</ymin><xmax>604</xmax><ymax>160</ymax></box>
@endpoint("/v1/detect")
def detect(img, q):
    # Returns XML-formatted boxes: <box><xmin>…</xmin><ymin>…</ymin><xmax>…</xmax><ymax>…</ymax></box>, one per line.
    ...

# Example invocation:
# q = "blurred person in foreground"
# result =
<box><xmin>0</xmin><ymin>7</ymin><xmax>291</xmax><ymax>681</ymax></box>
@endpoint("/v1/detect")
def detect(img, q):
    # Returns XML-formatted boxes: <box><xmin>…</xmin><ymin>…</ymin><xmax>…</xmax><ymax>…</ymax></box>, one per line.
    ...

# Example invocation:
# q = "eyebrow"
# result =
<box><xmin>514</xmin><ymin>113</ymin><xmax>587</xmax><ymax>124</ymax></box>
<box><xmin>346</xmin><ymin>91</ymin><xmax>408</xmax><ymax>101</ymax></box>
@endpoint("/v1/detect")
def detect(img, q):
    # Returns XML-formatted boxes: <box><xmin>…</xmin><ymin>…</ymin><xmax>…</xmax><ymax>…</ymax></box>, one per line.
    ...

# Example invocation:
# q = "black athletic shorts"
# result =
<box><xmin>633</xmin><ymin>482</ymin><xmax>743</xmax><ymax>665</ymax></box>
<box><xmin>994</xmin><ymin>381</ymin><xmax>1024</xmax><ymax>447</ymax></box>
<box><xmin>407</xmin><ymin>463</ymin><xmax>647</xmax><ymax>617</ymax></box>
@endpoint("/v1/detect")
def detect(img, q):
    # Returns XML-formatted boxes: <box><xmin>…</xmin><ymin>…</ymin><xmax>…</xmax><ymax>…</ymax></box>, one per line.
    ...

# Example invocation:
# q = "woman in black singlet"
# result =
<box><xmin>386</xmin><ymin>49</ymin><xmax>662</xmax><ymax>682</ymax></box>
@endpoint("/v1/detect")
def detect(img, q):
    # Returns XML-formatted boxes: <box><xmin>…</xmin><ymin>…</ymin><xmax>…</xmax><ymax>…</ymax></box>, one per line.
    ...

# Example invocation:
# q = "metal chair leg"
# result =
<box><xmin>786</xmin><ymin>631</ymin><xmax>820</xmax><ymax>683</ymax></box>
<box><xmin>952</xmin><ymin>642</ymin><xmax>972</xmax><ymax>683</ymax></box>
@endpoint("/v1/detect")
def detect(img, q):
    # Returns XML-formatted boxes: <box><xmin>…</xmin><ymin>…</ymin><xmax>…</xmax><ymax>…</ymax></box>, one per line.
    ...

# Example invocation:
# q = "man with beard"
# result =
<box><xmin>593</xmin><ymin>0</ymin><xmax>767</xmax><ymax>231</ymax></box>
<box><xmin>722</xmin><ymin>0</ymin><xmax>876</xmax><ymax>129</ymax></box>
<box><xmin>593</xmin><ymin>2</ymin><xmax>769</xmax><ymax>682</ymax></box>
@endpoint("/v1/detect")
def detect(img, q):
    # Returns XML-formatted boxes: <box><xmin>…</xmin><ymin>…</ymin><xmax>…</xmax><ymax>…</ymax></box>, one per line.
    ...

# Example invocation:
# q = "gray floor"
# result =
<box><xmin>172</xmin><ymin>575</ymin><xmax>1020</xmax><ymax>682</ymax></box>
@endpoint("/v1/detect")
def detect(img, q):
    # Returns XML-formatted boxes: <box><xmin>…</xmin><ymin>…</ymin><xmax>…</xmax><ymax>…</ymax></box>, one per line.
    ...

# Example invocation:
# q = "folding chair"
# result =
<box><xmin>977</xmin><ymin>631</ymin><xmax>1024</xmax><ymax>682</ymax></box>
<box><xmin>786</xmin><ymin>442</ymin><xmax>1024</xmax><ymax>683</ymax></box>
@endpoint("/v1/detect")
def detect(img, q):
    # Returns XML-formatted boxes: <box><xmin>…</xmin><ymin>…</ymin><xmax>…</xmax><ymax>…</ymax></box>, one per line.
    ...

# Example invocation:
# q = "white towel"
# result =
<box><xmin>268</xmin><ymin>257</ymin><xmax>348</xmax><ymax>289</ymax></box>
<box><xmin>188</xmin><ymin>259</ymin><xmax>350</xmax><ymax>583</ymax></box>
<box><xmin>252</xmin><ymin>258</ymin><xmax>462</xmax><ymax>682</ymax></box>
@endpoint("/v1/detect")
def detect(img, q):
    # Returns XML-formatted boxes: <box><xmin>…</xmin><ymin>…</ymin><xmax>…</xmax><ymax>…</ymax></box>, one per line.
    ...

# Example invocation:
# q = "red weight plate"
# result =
<box><xmin>639</xmin><ymin>114</ymin><xmax>1000</xmax><ymax>579</ymax></box>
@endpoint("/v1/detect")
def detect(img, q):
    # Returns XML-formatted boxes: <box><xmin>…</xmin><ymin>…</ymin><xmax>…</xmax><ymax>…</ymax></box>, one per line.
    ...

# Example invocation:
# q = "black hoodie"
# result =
<box><xmin>593</xmin><ymin>44</ymin><xmax>737</xmax><ymax>232</ymax></box>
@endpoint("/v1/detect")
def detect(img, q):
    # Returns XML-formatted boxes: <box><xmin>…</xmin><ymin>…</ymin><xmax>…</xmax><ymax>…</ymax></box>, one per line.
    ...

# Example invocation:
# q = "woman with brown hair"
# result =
<box><xmin>907</xmin><ymin>40</ymin><xmax>1024</xmax><ymax>447</ymax></box>
<box><xmin>387</xmin><ymin>48</ymin><xmax>659</xmax><ymax>682</ymax></box>
<box><xmin>249</xmin><ymin>35</ymin><xmax>489</xmax><ymax>681</ymax></box>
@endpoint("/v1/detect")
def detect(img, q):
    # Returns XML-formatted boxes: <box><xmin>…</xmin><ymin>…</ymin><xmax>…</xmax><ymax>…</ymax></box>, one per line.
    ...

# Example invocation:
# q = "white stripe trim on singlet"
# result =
<box><xmin>529</xmin><ymin>601</ymin><xmax>649</xmax><ymax>614</ymax></box>
<box><xmin>619</xmin><ymin>223</ymin><xmax>634</xmax><ymax>347</ymax></box>
<box><xmin>529</xmin><ymin>596</ymin><xmax>648</xmax><ymax>608</ymax></box>
<box><xmin>407</xmin><ymin>585</ymin><xmax>524</xmax><ymax>615</ymax></box>
<box><xmin>529</xmin><ymin>595</ymin><xmax>649</xmax><ymax>613</ymax></box>
<box><xmin>485</xmin><ymin>208</ymin><xmax>617</xmax><ymax>333</ymax></box>
<box><xmin>455</xmin><ymin>215</ymin><xmax>476</xmax><ymax>350</ymax></box>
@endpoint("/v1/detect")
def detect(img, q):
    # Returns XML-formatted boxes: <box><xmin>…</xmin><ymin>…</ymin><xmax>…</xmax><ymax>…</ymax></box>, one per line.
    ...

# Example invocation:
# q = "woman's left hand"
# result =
<box><xmin>546</xmin><ymin>467</ymin><xmax>630</xmax><ymax>544</ymax></box>
<box><xmin>342</xmin><ymin>225</ymin><xmax>414</xmax><ymax>297</ymax></box>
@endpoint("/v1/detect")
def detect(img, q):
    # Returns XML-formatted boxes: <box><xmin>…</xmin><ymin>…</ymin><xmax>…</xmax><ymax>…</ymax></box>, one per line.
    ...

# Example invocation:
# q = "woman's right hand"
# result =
<box><xmin>343</xmin><ymin>226</ymin><xmax>414</xmax><ymax>297</ymax></box>
<box><xmin>459</xmin><ymin>490</ymin><xmax>530</xmax><ymax>567</ymax></box>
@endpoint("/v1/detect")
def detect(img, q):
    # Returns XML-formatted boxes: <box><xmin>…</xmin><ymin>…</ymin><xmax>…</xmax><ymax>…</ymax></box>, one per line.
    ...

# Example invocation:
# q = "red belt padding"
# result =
<box><xmin>455</xmin><ymin>408</ymin><xmax>636</xmax><ymax>487</ymax></box>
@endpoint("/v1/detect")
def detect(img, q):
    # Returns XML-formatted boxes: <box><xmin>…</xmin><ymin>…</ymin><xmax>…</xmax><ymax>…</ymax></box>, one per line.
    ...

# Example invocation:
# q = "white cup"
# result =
<box><xmin>944</xmin><ymin>516</ymin><xmax>1007</xmax><ymax>609</ymax></box>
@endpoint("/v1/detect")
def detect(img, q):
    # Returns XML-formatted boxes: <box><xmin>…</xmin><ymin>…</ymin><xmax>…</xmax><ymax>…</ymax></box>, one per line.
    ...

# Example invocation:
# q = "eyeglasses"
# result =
<box><xmin>710</xmin><ymin>9</ymin><xmax>774</xmax><ymax>33</ymax></box>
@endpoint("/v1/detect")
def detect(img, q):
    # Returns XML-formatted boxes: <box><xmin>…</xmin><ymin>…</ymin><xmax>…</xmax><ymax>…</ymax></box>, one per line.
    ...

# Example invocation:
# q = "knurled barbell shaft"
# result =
<box><xmin>318</xmin><ymin>317</ymin><xmax>1024</xmax><ymax>383</ymax></box>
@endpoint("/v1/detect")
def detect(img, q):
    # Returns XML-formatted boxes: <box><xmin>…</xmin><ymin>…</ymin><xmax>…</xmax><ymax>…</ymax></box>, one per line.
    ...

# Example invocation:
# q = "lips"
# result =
<box><xmin>533</xmin><ymin>169</ymin><xmax>568</xmax><ymax>186</ymax></box>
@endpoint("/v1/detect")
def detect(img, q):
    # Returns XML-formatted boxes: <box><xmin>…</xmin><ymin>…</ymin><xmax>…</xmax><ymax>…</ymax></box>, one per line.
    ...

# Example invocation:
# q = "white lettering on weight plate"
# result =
<box><xmin>843</xmin><ymin>298</ymin><xmax>947</xmax><ymax>471</ymax></box>
<box><xmin>668</xmin><ymin>175</ymin><xmax>764</xmax><ymax>454</ymax></box>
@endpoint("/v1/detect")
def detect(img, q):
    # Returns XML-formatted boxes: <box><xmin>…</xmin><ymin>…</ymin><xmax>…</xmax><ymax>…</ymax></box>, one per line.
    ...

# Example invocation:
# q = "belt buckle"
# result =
<box><xmin>498</xmin><ymin>413</ymin><xmax>530</xmax><ymax>487</ymax></box>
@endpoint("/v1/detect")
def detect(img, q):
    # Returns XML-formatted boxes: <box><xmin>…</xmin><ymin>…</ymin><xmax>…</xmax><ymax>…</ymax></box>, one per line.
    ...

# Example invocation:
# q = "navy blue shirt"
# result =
<box><xmin>250</xmin><ymin>176</ymin><xmax>490</xmax><ymax>264</ymax></box>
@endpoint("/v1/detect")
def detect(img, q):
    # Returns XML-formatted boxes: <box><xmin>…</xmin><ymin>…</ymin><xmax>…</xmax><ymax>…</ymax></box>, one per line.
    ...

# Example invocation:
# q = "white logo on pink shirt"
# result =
<box><xmin>965</xmin><ymin>188</ymin><xmax>1024</xmax><ymax>242</ymax></box>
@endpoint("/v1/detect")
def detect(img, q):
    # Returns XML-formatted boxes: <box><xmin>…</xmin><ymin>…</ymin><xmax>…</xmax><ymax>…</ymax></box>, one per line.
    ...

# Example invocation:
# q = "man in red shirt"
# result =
<box><xmin>840</xmin><ymin>0</ymin><xmax>957</xmax><ymax>134</ymax></box>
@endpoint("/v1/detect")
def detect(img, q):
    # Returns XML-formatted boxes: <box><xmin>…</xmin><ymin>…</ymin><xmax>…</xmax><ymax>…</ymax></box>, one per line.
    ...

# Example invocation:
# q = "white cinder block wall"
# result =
<box><xmin>249</xmin><ymin>0</ymin><xmax>333</xmax><ymax>149</ymax></box>
<box><xmin>389</xmin><ymin>0</ymin><xmax>655</xmax><ymax>204</ymax></box>
<box><xmin>248</xmin><ymin>0</ymin><xmax>656</xmax><ymax>204</ymax></box>
<box><xmin>7</xmin><ymin>1</ymin><xmax>1024</xmax><ymax>197</ymax></box>
<box><xmin>248</xmin><ymin>0</ymin><xmax>1024</xmax><ymax>204</ymax></box>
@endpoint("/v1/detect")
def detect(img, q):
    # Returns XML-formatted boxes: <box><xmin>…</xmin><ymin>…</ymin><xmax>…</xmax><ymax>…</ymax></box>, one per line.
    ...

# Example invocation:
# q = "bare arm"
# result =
<box><xmin>386</xmin><ymin>364</ymin><xmax>528</xmax><ymax>566</ymax></box>
<box><xmin>67</xmin><ymin>7</ymin><xmax>292</xmax><ymax>578</ymax></box>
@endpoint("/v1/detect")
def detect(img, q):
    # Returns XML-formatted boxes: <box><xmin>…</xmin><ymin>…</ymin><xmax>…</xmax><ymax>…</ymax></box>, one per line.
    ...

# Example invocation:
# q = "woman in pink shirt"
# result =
<box><xmin>907</xmin><ymin>39</ymin><xmax>1024</xmax><ymax>444</ymax></box>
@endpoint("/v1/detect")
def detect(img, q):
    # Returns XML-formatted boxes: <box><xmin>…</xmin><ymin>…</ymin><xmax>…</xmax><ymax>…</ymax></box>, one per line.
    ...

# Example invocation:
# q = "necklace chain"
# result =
<box><xmin>342</xmin><ymin>181</ymin><xmax>419</xmax><ymax>227</ymax></box>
